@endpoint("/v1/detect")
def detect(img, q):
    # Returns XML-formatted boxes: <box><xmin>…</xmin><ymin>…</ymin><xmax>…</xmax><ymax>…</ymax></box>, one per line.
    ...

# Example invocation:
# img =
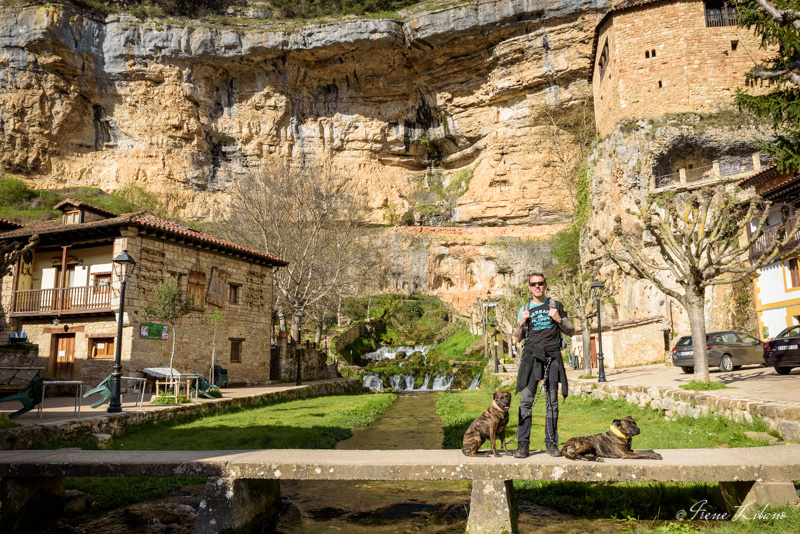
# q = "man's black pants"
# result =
<box><xmin>517</xmin><ymin>357</ymin><xmax>560</xmax><ymax>448</ymax></box>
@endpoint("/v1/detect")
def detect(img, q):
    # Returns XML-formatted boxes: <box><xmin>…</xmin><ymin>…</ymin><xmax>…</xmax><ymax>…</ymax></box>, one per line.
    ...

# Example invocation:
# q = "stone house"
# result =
<box><xmin>570</xmin><ymin>316</ymin><xmax>669</xmax><ymax>369</ymax></box>
<box><xmin>590</xmin><ymin>0</ymin><xmax>773</xmax><ymax>136</ymax></box>
<box><xmin>739</xmin><ymin>167</ymin><xmax>800</xmax><ymax>340</ymax></box>
<box><xmin>0</xmin><ymin>199</ymin><xmax>286</xmax><ymax>386</ymax></box>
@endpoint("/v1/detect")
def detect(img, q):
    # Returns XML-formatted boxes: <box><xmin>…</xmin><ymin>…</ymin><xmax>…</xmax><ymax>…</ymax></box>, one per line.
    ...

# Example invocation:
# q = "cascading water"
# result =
<box><xmin>363</xmin><ymin>374</ymin><xmax>384</xmax><ymax>391</ymax></box>
<box><xmin>467</xmin><ymin>373</ymin><xmax>482</xmax><ymax>390</ymax></box>
<box><xmin>419</xmin><ymin>373</ymin><xmax>431</xmax><ymax>390</ymax></box>
<box><xmin>430</xmin><ymin>373</ymin><xmax>455</xmax><ymax>391</ymax></box>
<box><xmin>364</xmin><ymin>345</ymin><xmax>433</xmax><ymax>362</ymax></box>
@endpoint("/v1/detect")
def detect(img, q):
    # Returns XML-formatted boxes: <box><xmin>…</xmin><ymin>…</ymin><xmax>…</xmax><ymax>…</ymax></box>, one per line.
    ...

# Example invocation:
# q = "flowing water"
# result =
<box><xmin>275</xmin><ymin>394</ymin><xmax>630</xmax><ymax>534</ymax></box>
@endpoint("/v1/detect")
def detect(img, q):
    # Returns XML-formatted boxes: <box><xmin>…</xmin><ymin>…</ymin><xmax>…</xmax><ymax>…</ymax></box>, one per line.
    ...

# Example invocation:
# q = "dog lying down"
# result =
<box><xmin>561</xmin><ymin>416</ymin><xmax>663</xmax><ymax>462</ymax></box>
<box><xmin>461</xmin><ymin>391</ymin><xmax>511</xmax><ymax>456</ymax></box>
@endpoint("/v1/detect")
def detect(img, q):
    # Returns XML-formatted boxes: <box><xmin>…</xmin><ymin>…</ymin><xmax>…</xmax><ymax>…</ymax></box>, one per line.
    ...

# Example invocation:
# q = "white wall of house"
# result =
<box><xmin>24</xmin><ymin>245</ymin><xmax>113</xmax><ymax>290</ymax></box>
<box><xmin>754</xmin><ymin>257</ymin><xmax>800</xmax><ymax>339</ymax></box>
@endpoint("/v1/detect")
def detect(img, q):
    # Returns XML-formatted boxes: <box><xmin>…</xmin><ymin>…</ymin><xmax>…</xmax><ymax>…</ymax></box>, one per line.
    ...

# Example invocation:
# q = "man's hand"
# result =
<box><xmin>548</xmin><ymin>307</ymin><xmax>562</xmax><ymax>324</ymax></box>
<box><xmin>519</xmin><ymin>309</ymin><xmax>531</xmax><ymax>326</ymax></box>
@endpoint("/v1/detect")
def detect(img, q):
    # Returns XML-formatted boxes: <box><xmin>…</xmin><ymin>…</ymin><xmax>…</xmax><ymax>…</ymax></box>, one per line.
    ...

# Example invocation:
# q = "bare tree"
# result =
<box><xmin>220</xmin><ymin>160</ymin><xmax>375</xmax><ymax>343</ymax></box>
<box><xmin>594</xmin><ymin>185</ymin><xmax>800</xmax><ymax>382</ymax></box>
<box><xmin>0</xmin><ymin>234</ymin><xmax>38</xmax><ymax>336</ymax></box>
<box><xmin>549</xmin><ymin>266</ymin><xmax>615</xmax><ymax>376</ymax></box>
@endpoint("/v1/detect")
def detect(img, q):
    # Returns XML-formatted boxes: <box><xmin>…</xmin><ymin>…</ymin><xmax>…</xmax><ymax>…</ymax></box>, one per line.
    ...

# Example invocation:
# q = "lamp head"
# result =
<box><xmin>113</xmin><ymin>249</ymin><xmax>137</xmax><ymax>281</ymax></box>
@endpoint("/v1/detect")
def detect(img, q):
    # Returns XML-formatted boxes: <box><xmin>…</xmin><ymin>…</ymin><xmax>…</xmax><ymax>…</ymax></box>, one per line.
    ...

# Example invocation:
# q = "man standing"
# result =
<box><xmin>512</xmin><ymin>272</ymin><xmax>574</xmax><ymax>458</ymax></box>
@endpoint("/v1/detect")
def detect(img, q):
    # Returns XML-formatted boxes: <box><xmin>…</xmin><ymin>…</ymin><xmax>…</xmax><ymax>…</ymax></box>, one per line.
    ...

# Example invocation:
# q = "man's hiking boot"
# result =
<box><xmin>512</xmin><ymin>441</ymin><xmax>529</xmax><ymax>459</ymax></box>
<box><xmin>546</xmin><ymin>443</ymin><xmax>563</xmax><ymax>457</ymax></box>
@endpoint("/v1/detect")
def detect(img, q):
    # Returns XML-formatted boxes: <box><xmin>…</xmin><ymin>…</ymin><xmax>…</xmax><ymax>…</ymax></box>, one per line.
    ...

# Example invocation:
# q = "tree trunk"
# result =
<box><xmin>290</xmin><ymin>314</ymin><xmax>300</xmax><ymax>345</ymax></box>
<box><xmin>581</xmin><ymin>316</ymin><xmax>592</xmax><ymax>375</ymax></box>
<box><xmin>168</xmin><ymin>324</ymin><xmax>177</xmax><ymax>381</ymax></box>
<box><xmin>278</xmin><ymin>311</ymin><xmax>286</xmax><ymax>335</ymax></box>
<box><xmin>210</xmin><ymin>326</ymin><xmax>217</xmax><ymax>381</ymax></box>
<box><xmin>685</xmin><ymin>293</ymin><xmax>710</xmax><ymax>382</ymax></box>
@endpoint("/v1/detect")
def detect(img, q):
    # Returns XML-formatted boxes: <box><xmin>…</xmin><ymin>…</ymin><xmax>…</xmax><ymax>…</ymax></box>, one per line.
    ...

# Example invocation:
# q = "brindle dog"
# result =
<box><xmin>561</xmin><ymin>416</ymin><xmax>663</xmax><ymax>462</ymax></box>
<box><xmin>461</xmin><ymin>391</ymin><xmax>512</xmax><ymax>457</ymax></box>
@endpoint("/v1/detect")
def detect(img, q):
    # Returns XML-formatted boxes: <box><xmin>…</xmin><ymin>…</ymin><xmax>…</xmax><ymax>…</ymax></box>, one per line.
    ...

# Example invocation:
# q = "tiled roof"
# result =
<box><xmin>0</xmin><ymin>211</ymin><xmax>287</xmax><ymax>266</ymax></box>
<box><xmin>53</xmin><ymin>198</ymin><xmax>119</xmax><ymax>217</ymax></box>
<box><xmin>0</xmin><ymin>218</ymin><xmax>24</xmax><ymax>230</ymax></box>
<box><xmin>738</xmin><ymin>164</ymin><xmax>780</xmax><ymax>189</ymax></box>
<box><xmin>589</xmin><ymin>0</ymin><xmax>679</xmax><ymax>83</ymax></box>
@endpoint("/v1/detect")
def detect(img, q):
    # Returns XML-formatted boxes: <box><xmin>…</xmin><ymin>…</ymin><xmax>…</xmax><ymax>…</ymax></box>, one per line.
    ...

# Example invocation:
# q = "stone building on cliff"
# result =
<box><xmin>0</xmin><ymin>199</ymin><xmax>287</xmax><ymax>386</ymax></box>
<box><xmin>590</xmin><ymin>0</ymin><xmax>773</xmax><ymax>135</ymax></box>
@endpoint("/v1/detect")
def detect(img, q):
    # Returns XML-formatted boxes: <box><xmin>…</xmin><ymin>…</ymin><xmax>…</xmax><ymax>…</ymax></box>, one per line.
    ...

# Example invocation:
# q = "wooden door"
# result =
<box><xmin>590</xmin><ymin>337</ymin><xmax>598</xmax><ymax>367</ymax></box>
<box><xmin>53</xmin><ymin>334</ymin><xmax>75</xmax><ymax>379</ymax></box>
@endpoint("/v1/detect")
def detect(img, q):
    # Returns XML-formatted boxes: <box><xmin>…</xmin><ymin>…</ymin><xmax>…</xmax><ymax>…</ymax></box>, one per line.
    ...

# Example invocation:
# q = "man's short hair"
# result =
<box><xmin>528</xmin><ymin>272</ymin><xmax>547</xmax><ymax>283</ymax></box>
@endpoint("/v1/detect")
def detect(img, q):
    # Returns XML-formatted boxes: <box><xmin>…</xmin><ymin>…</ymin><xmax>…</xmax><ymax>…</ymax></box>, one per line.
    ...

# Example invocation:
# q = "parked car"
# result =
<box><xmin>762</xmin><ymin>326</ymin><xmax>800</xmax><ymax>375</ymax></box>
<box><xmin>671</xmin><ymin>331</ymin><xmax>763</xmax><ymax>373</ymax></box>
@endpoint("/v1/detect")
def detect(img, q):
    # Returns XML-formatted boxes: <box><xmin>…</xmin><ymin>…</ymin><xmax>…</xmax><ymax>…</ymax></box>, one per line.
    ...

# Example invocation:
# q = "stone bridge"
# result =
<box><xmin>1</xmin><ymin>446</ymin><xmax>799</xmax><ymax>533</ymax></box>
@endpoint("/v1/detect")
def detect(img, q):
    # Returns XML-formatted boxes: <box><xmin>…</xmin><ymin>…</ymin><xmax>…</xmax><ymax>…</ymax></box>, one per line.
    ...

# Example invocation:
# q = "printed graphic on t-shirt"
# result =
<box><xmin>528</xmin><ymin>305</ymin><xmax>554</xmax><ymax>333</ymax></box>
<box><xmin>518</xmin><ymin>299</ymin><xmax>566</xmax><ymax>349</ymax></box>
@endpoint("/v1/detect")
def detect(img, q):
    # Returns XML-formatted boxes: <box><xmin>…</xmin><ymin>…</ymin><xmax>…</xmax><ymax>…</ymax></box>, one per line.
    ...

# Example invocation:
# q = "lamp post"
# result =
<box><xmin>491</xmin><ymin>318</ymin><xmax>499</xmax><ymax>374</ymax></box>
<box><xmin>108</xmin><ymin>250</ymin><xmax>136</xmax><ymax>413</ymax></box>
<box><xmin>295</xmin><ymin>310</ymin><xmax>304</xmax><ymax>386</ymax></box>
<box><xmin>482</xmin><ymin>297</ymin><xmax>498</xmax><ymax>370</ymax></box>
<box><xmin>591</xmin><ymin>280</ymin><xmax>607</xmax><ymax>383</ymax></box>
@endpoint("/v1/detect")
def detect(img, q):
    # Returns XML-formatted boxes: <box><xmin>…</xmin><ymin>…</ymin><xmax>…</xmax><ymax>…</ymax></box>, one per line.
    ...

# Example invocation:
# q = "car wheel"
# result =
<box><xmin>775</xmin><ymin>367</ymin><xmax>792</xmax><ymax>376</ymax></box>
<box><xmin>681</xmin><ymin>366</ymin><xmax>693</xmax><ymax>374</ymax></box>
<box><xmin>719</xmin><ymin>355</ymin><xmax>734</xmax><ymax>372</ymax></box>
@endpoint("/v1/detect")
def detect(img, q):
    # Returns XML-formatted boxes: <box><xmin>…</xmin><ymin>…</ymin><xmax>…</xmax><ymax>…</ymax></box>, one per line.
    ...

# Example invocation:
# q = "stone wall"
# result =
<box><xmin>0</xmin><ymin>230</ymin><xmax>275</xmax><ymax>386</ymax></box>
<box><xmin>0</xmin><ymin>379</ymin><xmax>360</xmax><ymax>450</ymax></box>
<box><xmin>593</xmin><ymin>0</ymin><xmax>772</xmax><ymax>135</ymax></box>
<box><xmin>570</xmin><ymin>379</ymin><xmax>800</xmax><ymax>441</ymax></box>
<box><xmin>273</xmin><ymin>337</ymin><xmax>330</xmax><ymax>382</ymax></box>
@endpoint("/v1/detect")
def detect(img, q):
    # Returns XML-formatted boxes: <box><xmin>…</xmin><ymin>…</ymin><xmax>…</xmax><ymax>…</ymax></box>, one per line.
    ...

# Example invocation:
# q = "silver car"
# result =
<box><xmin>671</xmin><ymin>331</ymin><xmax>764</xmax><ymax>373</ymax></box>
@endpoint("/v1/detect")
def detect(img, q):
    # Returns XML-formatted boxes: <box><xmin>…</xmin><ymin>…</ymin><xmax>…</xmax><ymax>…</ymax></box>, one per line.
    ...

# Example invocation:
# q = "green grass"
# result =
<box><xmin>0</xmin><ymin>415</ymin><xmax>21</xmax><ymax>429</ymax></box>
<box><xmin>680</xmin><ymin>381</ymin><xmax>730</xmax><ymax>391</ymax></box>
<box><xmin>432</xmin><ymin>326</ymin><xmax>480</xmax><ymax>361</ymax></box>
<box><xmin>436</xmin><ymin>390</ymin><xmax>779</xmax><ymax>453</ymax></box>
<box><xmin>64</xmin><ymin>393</ymin><xmax>396</xmax><ymax>511</ymax></box>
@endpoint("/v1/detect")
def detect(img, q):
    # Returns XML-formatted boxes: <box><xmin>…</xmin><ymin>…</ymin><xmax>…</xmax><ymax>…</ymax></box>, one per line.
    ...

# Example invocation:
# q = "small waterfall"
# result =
<box><xmin>389</xmin><ymin>374</ymin><xmax>417</xmax><ymax>391</ymax></box>
<box><xmin>430</xmin><ymin>373</ymin><xmax>455</xmax><ymax>391</ymax></box>
<box><xmin>419</xmin><ymin>373</ymin><xmax>431</xmax><ymax>390</ymax></box>
<box><xmin>364</xmin><ymin>345</ymin><xmax>434</xmax><ymax>362</ymax></box>
<box><xmin>363</xmin><ymin>374</ymin><xmax>384</xmax><ymax>391</ymax></box>
<box><xmin>404</xmin><ymin>375</ymin><xmax>415</xmax><ymax>390</ymax></box>
<box><xmin>467</xmin><ymin>373</ymin><xmax>482</xmax><ymax>390</ymax></box>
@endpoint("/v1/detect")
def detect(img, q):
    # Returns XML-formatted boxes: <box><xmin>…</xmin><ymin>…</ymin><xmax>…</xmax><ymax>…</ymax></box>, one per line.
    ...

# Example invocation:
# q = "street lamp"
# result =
<box><xmin>295</xmin><ymin>310</ymin><xmax>304</xmax><ymax>386</ymax></box>
<box><xmin>591</xmin><ymin>280</ymin><xmax>607</xmax><ymax>383</ymax></box>
<box><xmin>482</xmin><ymin>295</ymin><xmax>498</xmax><ymax>372</ymax></box>
<box><xmin>490</xmin><ymin>317</ymin><xmax>499</xmax><ymax>374</ymax></box>
<box><xmin>108</xmin><ymin>250</ymin><xmax>136</xmax><ymax>413</ymax></box>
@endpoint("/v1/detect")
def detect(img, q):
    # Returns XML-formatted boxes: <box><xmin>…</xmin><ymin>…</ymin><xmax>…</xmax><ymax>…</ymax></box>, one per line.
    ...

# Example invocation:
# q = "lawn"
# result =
<box><xmin>66</xmin><ymin>393</ymin><xmax>396</xmax><ymax>512</ymax></box>
<box><xmin>436</xmin><ymin>390</ymin><xmax>800</xmax><ymax>532</ymax></box>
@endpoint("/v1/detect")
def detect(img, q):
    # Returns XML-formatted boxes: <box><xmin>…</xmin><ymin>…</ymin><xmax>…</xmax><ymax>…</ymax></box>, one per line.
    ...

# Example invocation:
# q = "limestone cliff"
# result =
<box><xmin>0</xmin><ymin>0</ymin><xmax>607</xmax><ymax>313</ymax></box>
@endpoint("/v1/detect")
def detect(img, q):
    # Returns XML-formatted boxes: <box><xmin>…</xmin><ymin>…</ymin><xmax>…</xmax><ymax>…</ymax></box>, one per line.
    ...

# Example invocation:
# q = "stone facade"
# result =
<box><xmin>571</xmin><ymin>316</ymin><xmax>669</xmax><ymax>369</ymax></box>
<box><xmin>0</xmin><ymin>209</ymin><xmax>282</xmax><ymax>387</ymax></box>
<box><xmin>592</xmin><ymin>0</ymin><xmax>773</xmax><ymax>135</ymax></box>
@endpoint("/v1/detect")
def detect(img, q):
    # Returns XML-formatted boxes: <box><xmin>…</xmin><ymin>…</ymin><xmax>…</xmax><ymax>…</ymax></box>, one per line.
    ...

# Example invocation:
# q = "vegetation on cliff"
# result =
<box><xmin>735</xmin><ymin>0</ymin><xmax>800</xmax><ymax>174</ymax></box>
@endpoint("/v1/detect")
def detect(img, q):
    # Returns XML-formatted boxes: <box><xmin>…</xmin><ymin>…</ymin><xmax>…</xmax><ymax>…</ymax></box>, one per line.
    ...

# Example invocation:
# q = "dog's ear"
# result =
<box><xmin>612</xmin><ymin>419</ymin><xmax>621</xmax><ymax>426</ymax></box>
<box><xmin>493</xmin><ymin>391</ymin><xmax>499</xmax><ymax>399</ymax></box>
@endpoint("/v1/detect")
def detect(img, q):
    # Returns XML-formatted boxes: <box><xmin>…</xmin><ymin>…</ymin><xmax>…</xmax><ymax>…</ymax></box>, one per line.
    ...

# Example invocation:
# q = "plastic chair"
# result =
<box><xmin>193</xmin><ymin>371</ymin><xmax>221</xmax><ymax>399</ymax></box>
<box><xmin>213</xmin><ymin>365</ymin><xmax>228</xmax><ymax>388</ymax></box>
<box><xmin>0</xmin><ymin>377</ymin><xmax>44</xmax><ymax>419</ymax></box>
<box><xmin>82</xmin><ymin>374</ymin><xmax>113</xmax><ymax>409</ymax></box>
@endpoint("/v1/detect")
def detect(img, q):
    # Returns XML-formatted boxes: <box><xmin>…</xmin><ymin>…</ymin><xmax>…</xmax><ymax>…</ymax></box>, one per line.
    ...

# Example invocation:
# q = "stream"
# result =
<box><xmin>275</xmin><ymin>393</ymin><xmax>631</xmax><ymax>534</ymax></box>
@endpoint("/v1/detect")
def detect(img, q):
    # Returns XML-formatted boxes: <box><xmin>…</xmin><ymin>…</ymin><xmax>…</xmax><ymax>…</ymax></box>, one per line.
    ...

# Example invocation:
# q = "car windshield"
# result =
<box><xmin>776</xmin><ymin>326</ymin><xmax>800</xmax><ymax>339</ymax></box>
<box><xmin>676</xmin><ymin>337</ymin><xmax>692</xmax><ymax>347</ymax></box>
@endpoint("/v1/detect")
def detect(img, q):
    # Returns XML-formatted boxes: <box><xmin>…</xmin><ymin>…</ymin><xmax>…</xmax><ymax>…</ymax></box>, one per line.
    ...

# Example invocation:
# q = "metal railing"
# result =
<box><xmin>749</xmin><ymin>217</ymin><xmax>800</xmax><ymax>260</ymax></box>
<box><xmin>13</xmin><ymin>286</ymin><xmax>112</xmax><ymax>314</ymax></box>
<box><xmin>653</xmin><ymin>154</ymin><xmax>775</xmax><ymax>189</ymax></box>
<box><xmin>706</xmin><ymin>8</ymin><xmax>738</xmax><ymax>27</ymax></box>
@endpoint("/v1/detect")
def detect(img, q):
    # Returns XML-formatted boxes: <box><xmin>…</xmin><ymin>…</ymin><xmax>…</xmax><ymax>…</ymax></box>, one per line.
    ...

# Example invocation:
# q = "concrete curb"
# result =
<box><xmin>569</xmin><ymin>379</ymin><xmax>800</xmax><ymax>441</ymax></box>
<box><xmin>0</xmin><ymin>380</ymin><xmax>360</xmax><ymax>450</ymax></box>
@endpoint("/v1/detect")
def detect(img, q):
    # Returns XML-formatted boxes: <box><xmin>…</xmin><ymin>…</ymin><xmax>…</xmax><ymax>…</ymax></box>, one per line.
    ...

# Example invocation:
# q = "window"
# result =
<box><xmin>90</xmin><ymin>337</ymin><xmax>115</xmax><ymax>359</ymax></box>
<box><xmin>739</xmin><ymin>334</ymin><xmax>760</xmax><ymax>344</ymax></box>
<box><xmin>63</xmin><ymin>210</ymin><xmax>81</xmax><ymax>225</ymax></box>
<box><xmin>598</xmin><ymin>41</ymin><xmax>610</xmax><ymax>81</ymax></box>
<box><xmin>651</xmin><ymin>49</ymin><xmax>656</xmax><ymax>58</ymax></box>
<box><xmin>787</xmin><ymin>258</ymin><xmax>800</xmax><ymax>288</ymax></box>
<box><xmin>658</xmin><ymin>80</ymin><xmax>663</xmax><ymax>88</ymax></box>
<box><xmin>229</xmin><ymin>284</ymin><xmax>240</xmax><ymax>305</ymax></box>
<box><xmin>93</xmin><ymin>273</ymin><xmax>111</xmax><ymax>293</ymax></box>
<box><xmin>188</xmin><ymin>270</ymin><xmax>206</xmax><ymax>310</ymax></box>
<box><xmin>731</xmin><ymin>40</ymin><xmax>738</xmax><ymax>51</ymax></box>
<box><xmin>645</xmin><ymin>50</ymin><xmax>650</xmax><ymax>59</ymax></box>
<box><xmin>230</xmin><ymin>339</ymin><xmax>242</xmax><ymax>363</ymax></box>
<box><xmin>705</xmin><ymin>1</ymin><xmax>738</xmax><ymax>27</ymax></box>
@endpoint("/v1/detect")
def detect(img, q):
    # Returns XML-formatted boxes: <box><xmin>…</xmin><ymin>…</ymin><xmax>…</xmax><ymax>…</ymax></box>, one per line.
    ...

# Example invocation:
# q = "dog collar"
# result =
<box><xmin>492</xmin><ymin>400</ymin><xmax>509</xmax><ymax>412</ymax></box>
<box><xmin>610</xmin><ymin>425</ymin><xmax>628</xmax><ymax>439</ymax></box>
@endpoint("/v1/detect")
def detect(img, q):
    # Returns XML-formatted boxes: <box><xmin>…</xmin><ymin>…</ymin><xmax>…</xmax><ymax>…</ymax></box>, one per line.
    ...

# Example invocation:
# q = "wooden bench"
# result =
<box><xmin>1</xmin><ymin>446</ymin><xmax>799</xmax><ymax>533</ymax></box>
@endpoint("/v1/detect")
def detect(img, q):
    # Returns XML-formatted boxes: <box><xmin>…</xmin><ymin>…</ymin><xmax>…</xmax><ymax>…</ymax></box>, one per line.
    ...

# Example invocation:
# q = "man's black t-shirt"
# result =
<box><xmin>517</xmin><ymin>299</ymin><xmax>567</xmax><ymax>349</ymax></box>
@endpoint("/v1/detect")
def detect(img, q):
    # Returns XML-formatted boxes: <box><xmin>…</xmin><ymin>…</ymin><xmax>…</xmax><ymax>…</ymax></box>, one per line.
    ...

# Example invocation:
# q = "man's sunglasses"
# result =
<box><xmin>528</xmin><ymin>282</ymin><xmax>546</xmax><ymax>287</ymax></box>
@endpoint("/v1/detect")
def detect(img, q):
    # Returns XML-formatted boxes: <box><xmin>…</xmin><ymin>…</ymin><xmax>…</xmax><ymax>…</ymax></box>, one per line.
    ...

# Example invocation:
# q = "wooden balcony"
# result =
<box><xmin>749</xmin><ymin>218</ymin><xmax>800</xmax><ymax>261</ymax></box>
<box><xmin>12</xmin><ymin>286</ymin><xmax>113</xmax><ymax>317</ymax></box>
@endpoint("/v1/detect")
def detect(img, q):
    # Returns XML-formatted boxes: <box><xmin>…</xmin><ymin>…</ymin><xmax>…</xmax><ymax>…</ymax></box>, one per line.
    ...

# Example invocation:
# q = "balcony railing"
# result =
<box><xmin>749</xmin><ymin>218</ymin><xmax>800</xmax><ymax>260</ymax></box>
<box><xmin>706</xmin><ymin>8</ymin><xmax>738</xmax><ymax>27</ymax></box>
<box><xmin>13</xmin><ymin>286</ymin><xmax>112</xmax><ymax>315</ymax></box>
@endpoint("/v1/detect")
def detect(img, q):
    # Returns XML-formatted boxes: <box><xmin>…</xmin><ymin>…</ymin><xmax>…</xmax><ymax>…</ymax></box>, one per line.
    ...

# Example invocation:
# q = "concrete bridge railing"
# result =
<box><xmin>2</xmin><ymin>446</ymin><xmax>799</xmax><ymax>533</ymax></box>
